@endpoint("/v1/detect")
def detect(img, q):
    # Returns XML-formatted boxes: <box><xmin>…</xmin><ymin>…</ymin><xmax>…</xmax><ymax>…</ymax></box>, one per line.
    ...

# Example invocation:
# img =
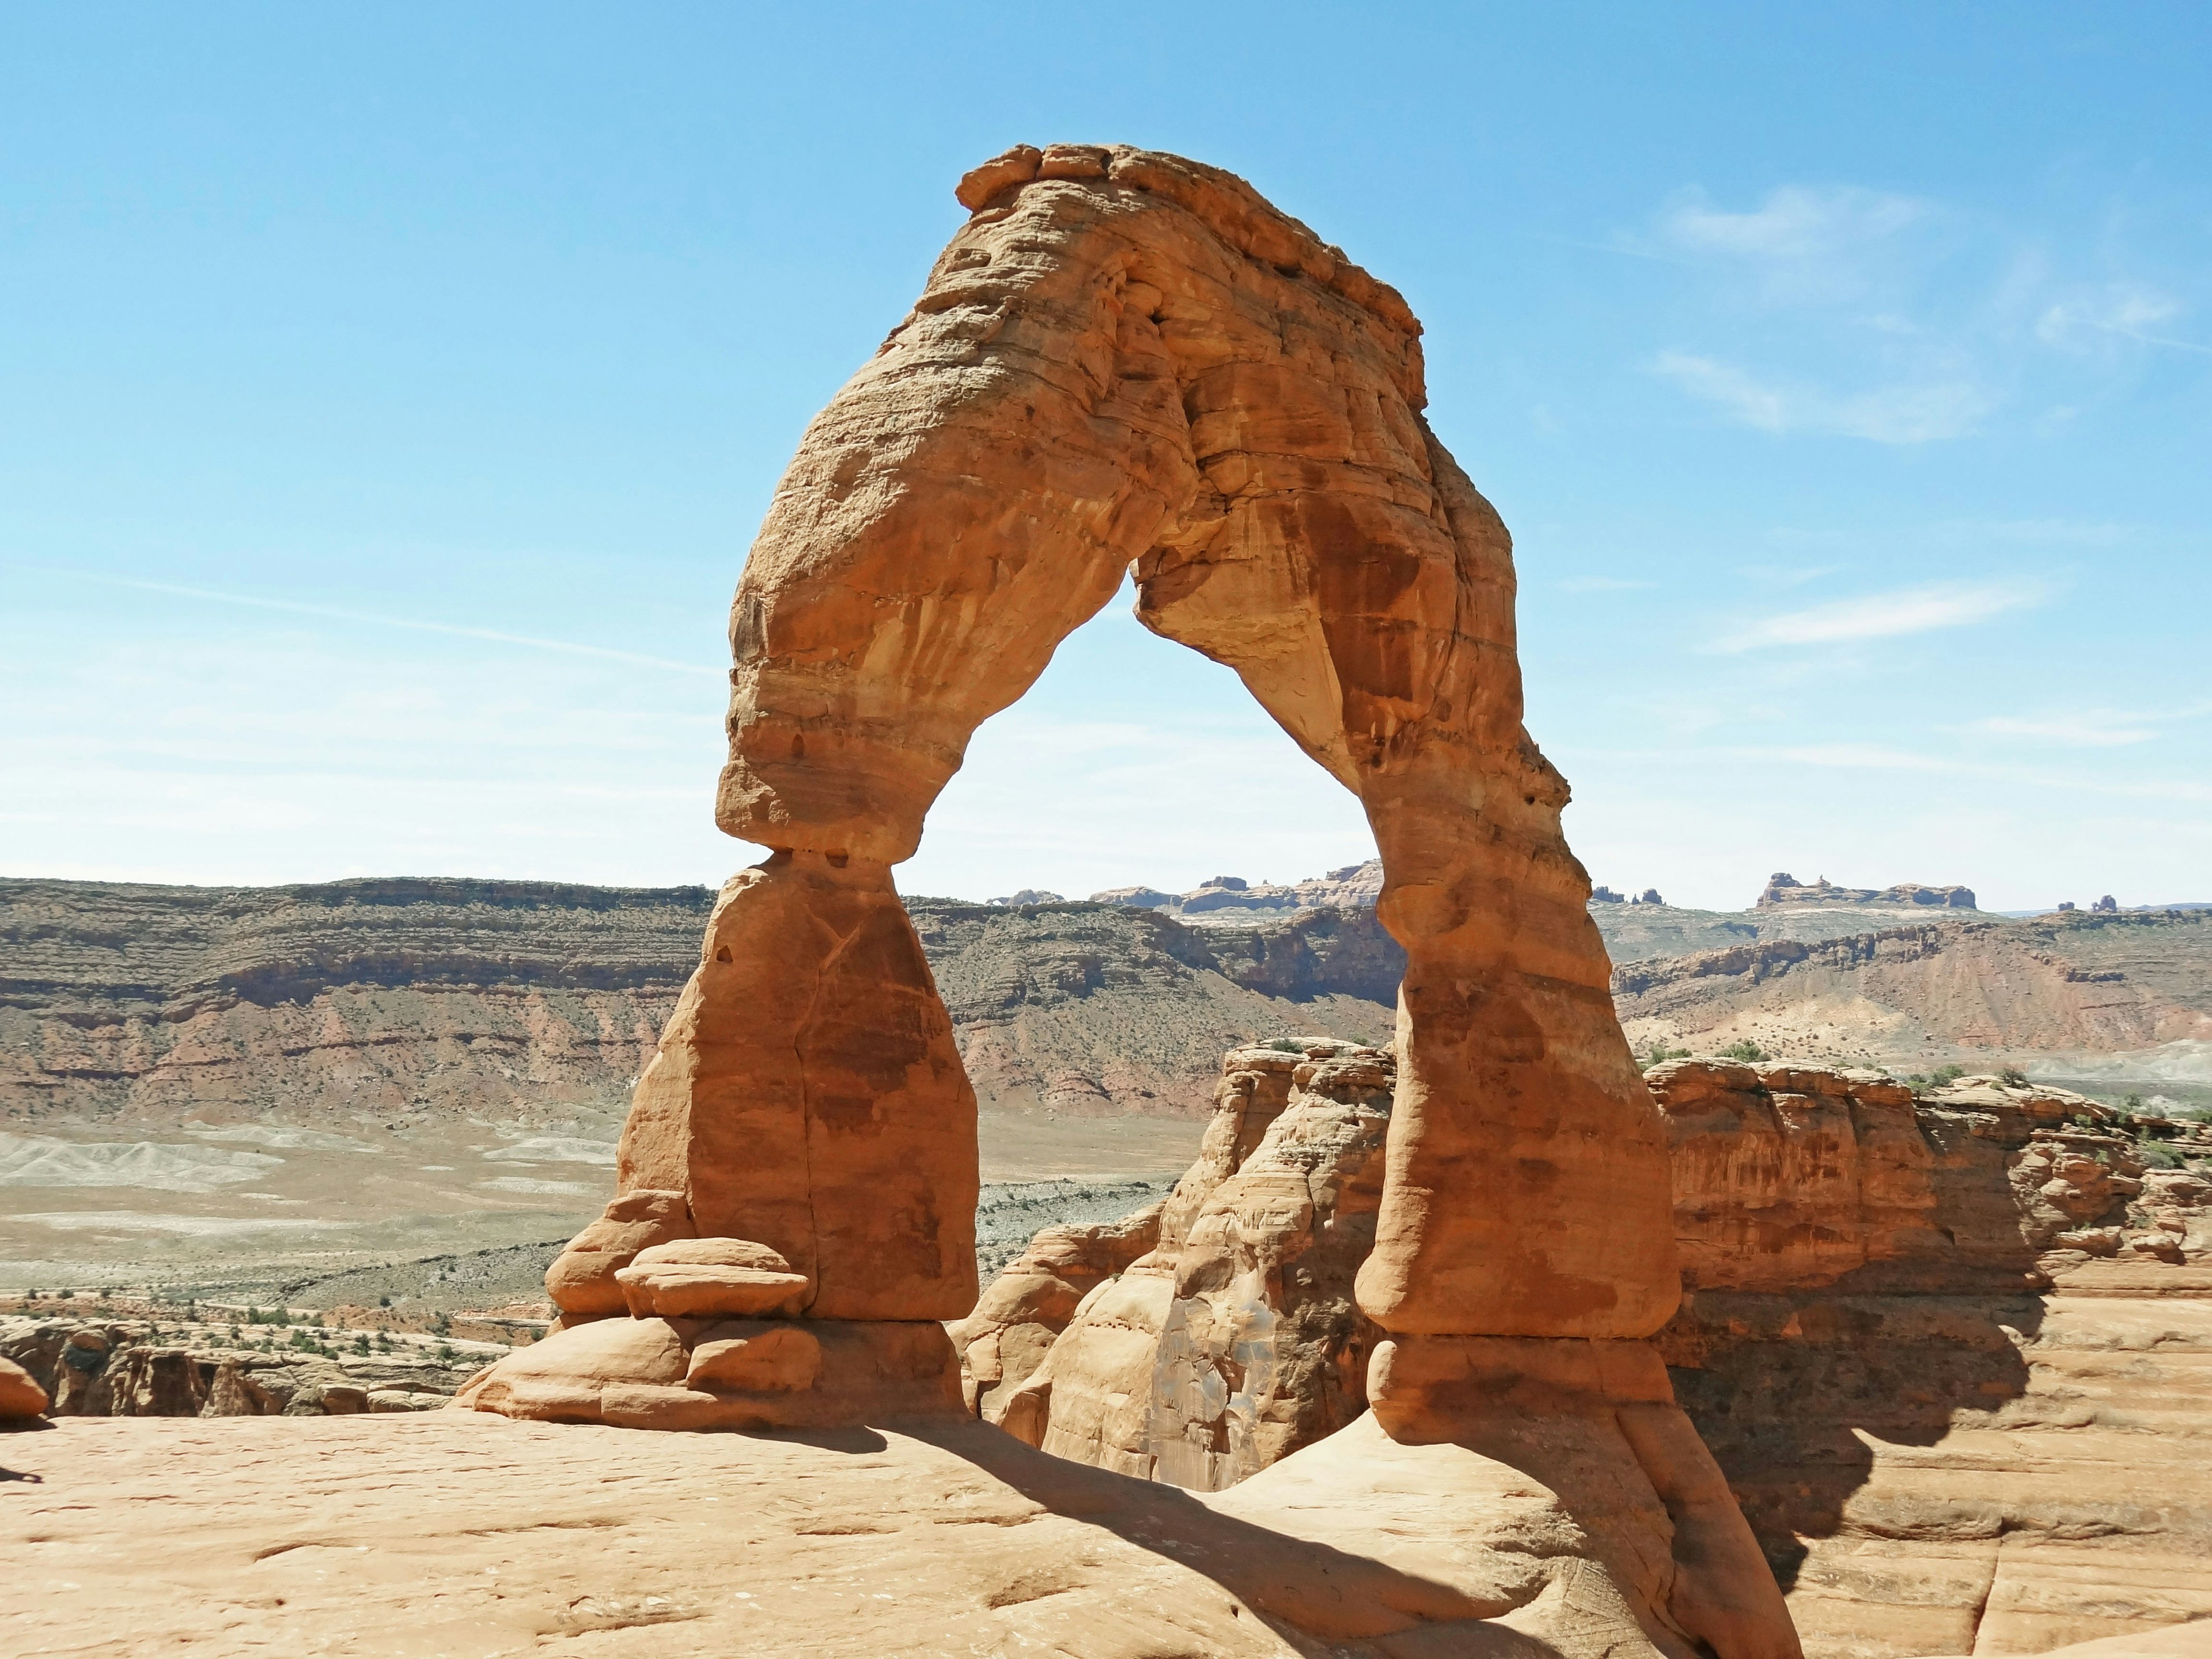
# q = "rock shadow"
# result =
<box><xmin>1664</xmin><ymin>1275</ymin><xmax>2048</xmax><ymax>1592</ymax></box>
<box><xmin>903</xmin><ymin>1416</ymin><xmax>1573</xmax><ymax>1657</ymax></box>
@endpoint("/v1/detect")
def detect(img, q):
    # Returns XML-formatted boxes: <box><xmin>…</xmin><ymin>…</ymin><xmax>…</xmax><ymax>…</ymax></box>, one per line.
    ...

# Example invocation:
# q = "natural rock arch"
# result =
<box><xmin>656</xmin><ymin>141</ymin><xmax>1677</xmax><ymax>1340</ymax></box>
<box><xmin>459</xmin><ymin>145</ymin><xmax>1797</xmax><ymax>1657</ymax></box>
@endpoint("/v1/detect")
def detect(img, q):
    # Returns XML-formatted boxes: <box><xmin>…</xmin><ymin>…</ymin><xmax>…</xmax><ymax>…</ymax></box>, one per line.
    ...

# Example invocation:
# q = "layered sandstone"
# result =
<box><xmin>0</xmin><ymin>876</ymin><xmax>1397</xmax><ymax>1128</ymax></box>
<box><xmin>1613</xmin><ymin>908</ymin><xmax>2212</xmax><ymax>1072</ymax></box>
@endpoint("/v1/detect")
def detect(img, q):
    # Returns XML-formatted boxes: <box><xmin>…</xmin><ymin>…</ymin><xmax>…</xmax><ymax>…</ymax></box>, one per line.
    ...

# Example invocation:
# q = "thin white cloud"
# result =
<box><xmin>71</xmin><ymin>574</ymin><xmax>726</xmax><ymax>677</ymax></box>
<box><xmin>2037</xmin><ymin>283</ymin><xmax>2212</xmax><ymax>356</ymax></box>
<box><xmin>1719</xmin><ymin>579</ymin><xmax>2051</xmax><ymax>652</ymax></box>
<box><xmin>1654</xmin><ymin>353</ymin><xmax>1991</xmax><ymax>443</ymax></box>
<box><xmin>1966</xmin><ymin>700</ymin><xmax>2212</xmax><ymax>749</ymax></box>
<box><xmin>1657</xmin><ymin>185</ymin><xmax>1931</xmax><ymax>304</ymax></box>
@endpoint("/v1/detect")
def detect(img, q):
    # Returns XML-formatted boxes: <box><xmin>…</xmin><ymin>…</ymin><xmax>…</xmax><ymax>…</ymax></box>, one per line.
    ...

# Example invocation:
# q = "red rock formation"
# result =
<box><xmin>458</xmin><ymin>143</ymin><xmax>1783</xmax><ymax>1656</ymax></box>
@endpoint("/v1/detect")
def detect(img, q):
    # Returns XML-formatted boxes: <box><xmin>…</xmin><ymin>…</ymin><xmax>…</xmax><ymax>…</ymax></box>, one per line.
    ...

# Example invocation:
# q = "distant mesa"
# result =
<box><xmin>2093</xmin><ymin>895</ymin><xmax>2118</xmax><ymax>913</ymax></box>
<box><xmin>987</xmin><ymin>889</ymin><xmax>1065</xmax><ymax>907</ymax></box>
<box><xmin>1590</xmin><ymin>885</ymin><xmax>1664</xmax><ymax>906</ymax></box>
<box><xmin>1089</xmin><ymin>860</ymin><xmax>1383</xmax><ymax>926</ymax></box>
<box><xmin>1757</xmin><ymin>872</ymin><xmax>1977</xmax><ymax>911</ymax></box>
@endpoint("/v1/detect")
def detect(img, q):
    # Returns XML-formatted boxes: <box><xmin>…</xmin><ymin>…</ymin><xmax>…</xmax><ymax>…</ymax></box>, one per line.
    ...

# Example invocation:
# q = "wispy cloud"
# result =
<box><xmin>71</xmin><ymin>575</ymin><xmax>726</xmax><ymax>677</ymax></box>
<box><xmin>2036</xmin><ymin>283</ymin><xmax>2212</xmax><ymax>357</ymax></box>
<box><xmin>1657</xmin><ymin>185</ymin><xmax>1932</xmax><ymax>305</ymax></box>
<box><xmin>1974</xmin><ymin>714</ymin><xmax>2154</xmax><ymax>748</ymax></box>
<box><xmin>1654</xmin><ymin>352</ymin><xmax>1992</xmax><ymax>443</ymax></box>
<box><xmin>1964</xmin><ymin>700</ymin><xmax>2212</xmax><ymax>749</ymax></box>
<box><xmin>1719</xmin><ymin>578</ymin><xmax>2052</xmax><ymax>652</ymax></box>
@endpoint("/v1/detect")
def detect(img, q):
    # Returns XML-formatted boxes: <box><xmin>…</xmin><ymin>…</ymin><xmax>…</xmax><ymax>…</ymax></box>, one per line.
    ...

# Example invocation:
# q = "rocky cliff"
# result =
<box><xmin>1613</xmin><ymin>908</ymin><xmax>2212</xmax><ymax>1085</ymax></box>
<box><xmin>969</xmin><ymin>1050</ymin><xmax>2212</xmax><ymax>1655</ymax></box>
<box><xmin>0</xmin><ymin>877</ymin><xmax>1398</xmax><ymax>1127</ymax></box>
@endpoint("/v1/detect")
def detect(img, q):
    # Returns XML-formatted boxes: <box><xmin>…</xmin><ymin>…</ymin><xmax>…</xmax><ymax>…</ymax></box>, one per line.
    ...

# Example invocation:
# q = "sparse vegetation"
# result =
<box><xmin>1643</xmin><ymin>1042</ymin><xmax>1691</xmax><ymax>1066</ymax></box>
<box><xmin>2000</xmin><ymin>1067</ymin><xmax>2029</xmax><ymax>1088</ymax></box>
<box><xmin>1719</xmin><ymin>1040</ymin><xmax>1768</xmax><ymax>1063</ymax></box>
<box><xmin>2141</xmin><ymin>1144</ymin><xmax>2186</xmax><ymax>1170</ymax></box>
<box><xmin>1904</xmin><ymin>1064</ymin><xmax>1967</xmax><ymax>1089</ymax></box>
<box><xmin>1264</xmin><ymin>1037</ymin><xmax>1305</xmax><ymax>1054</ymax></box>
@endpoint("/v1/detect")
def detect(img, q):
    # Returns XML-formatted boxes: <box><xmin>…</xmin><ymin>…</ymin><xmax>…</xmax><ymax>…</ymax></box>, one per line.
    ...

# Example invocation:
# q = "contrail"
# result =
<box><xmin>71</xmin><ymin>574</ymin><xmax>727</xmax><ymax>677</ymax></box>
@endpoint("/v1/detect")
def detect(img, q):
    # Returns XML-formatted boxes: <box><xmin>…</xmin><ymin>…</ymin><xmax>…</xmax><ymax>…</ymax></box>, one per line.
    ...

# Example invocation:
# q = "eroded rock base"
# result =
<box><xmin>455</xmin><ymin>1313</ymin><xmax>962</xmax><ymax>1431</ymax></box>
<box><xmin>1367</xmin><ymin>1335</ymin><xmax>1801</xmax><ymax>1659</ymax></box>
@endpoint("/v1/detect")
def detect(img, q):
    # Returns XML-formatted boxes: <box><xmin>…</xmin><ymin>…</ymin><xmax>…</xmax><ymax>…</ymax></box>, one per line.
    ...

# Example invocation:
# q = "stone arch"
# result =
<box><xmin>532</xmin><ymin>144</ymin><xmax>1669</xmax><ymax>1346</ymax></box>
<box><xmin>468</xmin><ymin>151</ymin><xmax>1800</xmax><ymax>1658</ymax></box>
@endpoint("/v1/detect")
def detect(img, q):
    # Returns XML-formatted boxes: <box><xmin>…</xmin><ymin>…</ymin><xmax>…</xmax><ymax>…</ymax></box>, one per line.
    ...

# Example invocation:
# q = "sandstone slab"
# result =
<box><xmin>0</xmin><ymin>1411</ymin><xmax>1817</xmax><ymax>1659</ymax></box>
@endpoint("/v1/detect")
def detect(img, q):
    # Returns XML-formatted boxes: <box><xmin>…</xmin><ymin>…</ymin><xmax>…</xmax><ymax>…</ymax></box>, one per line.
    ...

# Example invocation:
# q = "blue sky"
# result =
<box><xmin>3</xmin><ymin>3</ymin><xmax>2207</xmax><ymax>910</ymax></box>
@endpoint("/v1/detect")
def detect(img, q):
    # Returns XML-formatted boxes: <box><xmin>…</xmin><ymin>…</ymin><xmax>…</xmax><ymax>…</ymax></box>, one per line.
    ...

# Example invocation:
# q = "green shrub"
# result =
<box><xmin>1905</xmin><ymin>1064</ymin><xmax>1967</xmax><ymax>1089</ymax></box>
<box><xmin>1999</xmin><ymin>1067</ymin><xmax>2029</xmax><ymax>1088</ymax></box>
<box><xmin>1719</xmin><ymin>1040</ymin><xmax>1768</xmax><ymax>1063</ymax></box>
<box><xmin>1643</xmin><ymin>1043</ymin><xmax>1691</xmax><ymax>1066</ymax></box>
<box><xmin>2142</xmin><ymin>1144</ymin><xmax>2185</xmax><ymax>1170</ymax></box>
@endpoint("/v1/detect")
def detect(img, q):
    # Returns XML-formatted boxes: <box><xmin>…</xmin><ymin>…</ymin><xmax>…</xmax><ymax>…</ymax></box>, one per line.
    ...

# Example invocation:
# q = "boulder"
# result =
<box><xmin>543</xmin><ymin>1188</ymin><xmax>695</xmax><ymax>1317</ymax></box>
<box><xmin>0</xmin><ymin>1353</ymin><xmax>48</xmax><ymax>1419</ymax></box>
<box><xmin>613</xmin><ymin>1238</ymin><xmax>812</xmax><ymax>1319</ymax></box>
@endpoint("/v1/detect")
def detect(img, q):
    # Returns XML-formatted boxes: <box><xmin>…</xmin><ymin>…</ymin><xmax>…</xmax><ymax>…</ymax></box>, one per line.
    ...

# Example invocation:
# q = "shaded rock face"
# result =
<box><xmin>980</xmin><ymin>1042</ymin><xmax>1392</xmax><ymax>1488</ymax></box>
<box><xmin>1643</xmin><ymin>1063</ymin><xmax>2212</xmax><ymax>1656</ymax></box>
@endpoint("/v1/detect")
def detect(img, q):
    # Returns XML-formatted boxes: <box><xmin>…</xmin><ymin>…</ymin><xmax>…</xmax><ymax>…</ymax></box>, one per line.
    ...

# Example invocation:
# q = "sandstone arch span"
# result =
<box><xmin>668</xmin><ymin>141</ymin><xmax>1677</xmax><ymax>1342</ymax></box>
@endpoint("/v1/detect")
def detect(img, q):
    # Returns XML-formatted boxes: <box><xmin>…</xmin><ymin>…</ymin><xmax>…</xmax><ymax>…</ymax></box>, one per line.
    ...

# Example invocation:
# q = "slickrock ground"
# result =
<box><xmin>5</xmin><ymin>1402</ymin><xmax>2206</xmax><ymax>1657</ymax></box>
<box><xmin>0</xmin><ymin>1408</ymin><xmax>1748</xmax><ymax>1658</ymax></box>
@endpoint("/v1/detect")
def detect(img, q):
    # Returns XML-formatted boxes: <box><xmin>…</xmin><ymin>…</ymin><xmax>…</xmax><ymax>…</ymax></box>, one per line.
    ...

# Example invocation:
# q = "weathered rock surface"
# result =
<box><xmin>543</xmin><ymin>1187</ymin><xmax>695</xmax><ymax>1317</ymax></box>
<box><xmin>0</xmin><ymin>1409</ymin><xmax>1836</xmax><ymax>1659</ymax></box>
<box><xmin>454</xmin><ymin>1311</ymin><xmax>961</xmax><ymax>1432</ymax></box>
<box><xmin>1647</xmin><ymin>1062</ymin><xmax>2212</xmax><ymax>1657</ymax></box>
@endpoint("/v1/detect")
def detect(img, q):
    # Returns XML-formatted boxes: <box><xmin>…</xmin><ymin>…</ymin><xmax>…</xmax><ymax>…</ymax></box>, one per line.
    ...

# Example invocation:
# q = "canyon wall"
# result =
<box><xmin>0</xmin><ymin>877</ymin><xmax>1396</xmax><ymax>1126</ymax></box>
